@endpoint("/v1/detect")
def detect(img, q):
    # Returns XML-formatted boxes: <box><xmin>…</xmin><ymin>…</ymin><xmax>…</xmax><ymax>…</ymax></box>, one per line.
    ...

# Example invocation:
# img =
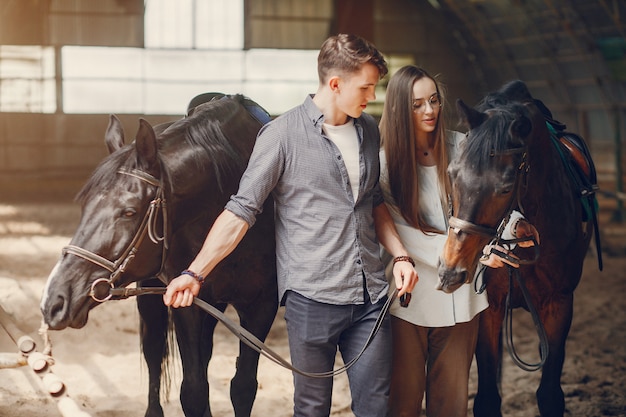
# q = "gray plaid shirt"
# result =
<box><xmin>225</xmin><ymin>95</ymin><xmax>388</xmax><ymax>305</ymax></box>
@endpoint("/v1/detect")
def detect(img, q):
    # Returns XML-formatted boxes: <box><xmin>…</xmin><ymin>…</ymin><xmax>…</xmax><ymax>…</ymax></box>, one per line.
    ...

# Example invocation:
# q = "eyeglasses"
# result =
<box><xmin>412</xmin><ymin>93</ymin><xmax>442</xmax><ymax>113</ymax></box>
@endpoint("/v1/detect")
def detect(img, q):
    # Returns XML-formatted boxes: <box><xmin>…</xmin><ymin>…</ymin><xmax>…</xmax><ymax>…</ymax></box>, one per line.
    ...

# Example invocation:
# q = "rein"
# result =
<box><xmin>110</xmin><ymin>285</ymin><xmax>399</xmax><ymax>379</ymax></box>
<box><xmin>448</xmin><ymin>144</ymin><xmax>548</xmax><ymax>371</ymax></box>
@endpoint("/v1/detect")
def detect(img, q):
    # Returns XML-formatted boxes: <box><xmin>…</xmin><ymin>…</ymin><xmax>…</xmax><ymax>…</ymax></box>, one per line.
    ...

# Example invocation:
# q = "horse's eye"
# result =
<box><xmin>123</xmin><ymin>208</ymin><xmax>137</xmax><ymax>218</ymax></box>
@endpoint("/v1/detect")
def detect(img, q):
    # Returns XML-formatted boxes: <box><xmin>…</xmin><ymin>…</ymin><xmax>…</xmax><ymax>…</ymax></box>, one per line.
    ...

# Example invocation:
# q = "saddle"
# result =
<box><xmin>536</xmin><ymin>99</ymin><xmax>603</xmax><ymax>270</ymax></box>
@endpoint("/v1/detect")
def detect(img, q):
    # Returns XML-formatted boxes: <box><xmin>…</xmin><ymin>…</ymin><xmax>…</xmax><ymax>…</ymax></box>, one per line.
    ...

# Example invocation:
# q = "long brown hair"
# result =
<box><xmin>379</xmin><ymin>65</ymin><xmax>451</xmax><ymax>233</ymax></box>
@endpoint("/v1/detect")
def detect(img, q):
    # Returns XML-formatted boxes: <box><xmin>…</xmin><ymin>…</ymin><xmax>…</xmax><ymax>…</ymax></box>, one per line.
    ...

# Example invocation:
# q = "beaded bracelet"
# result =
<box><xmin>181</xmin><ymin>269</ymin><xmax>205</xmax><ymax>284</ymax></box>
<box><xmin>393</xmin><ymin>256</ymin><xmax>415</xmax><ymax>267</ymax></box>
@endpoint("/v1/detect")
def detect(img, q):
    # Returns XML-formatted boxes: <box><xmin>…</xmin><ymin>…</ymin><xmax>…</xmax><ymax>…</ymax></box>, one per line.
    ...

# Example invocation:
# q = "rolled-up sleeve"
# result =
<box><xmin>225</xmin><ymin>121</ymin><xmax>285</xmax><ymax>227</ymax></box>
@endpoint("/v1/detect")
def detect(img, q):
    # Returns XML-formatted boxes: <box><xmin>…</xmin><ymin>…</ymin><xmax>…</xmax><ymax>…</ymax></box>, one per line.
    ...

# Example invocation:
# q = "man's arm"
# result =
<box><xmin>163</xmin><ymin>209</ymin><xmax>249</xmax><ymax>308</ymax></box>
<box><xmin>373</xmin><ymin>202</ymin><xmax>418</xmax><ymax>297</ymax></box>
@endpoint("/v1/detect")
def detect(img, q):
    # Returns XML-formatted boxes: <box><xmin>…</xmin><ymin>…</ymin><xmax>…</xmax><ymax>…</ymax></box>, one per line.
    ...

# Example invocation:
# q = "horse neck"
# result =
<box><xmin>162</xmin><ymin>131</ymin><xmax>248</xmax><ymax>225</ymax></box>
<box><xmin>521</xmin><ymin>119</ymin><xmax>573</xmax><ymax>221</ymax></box>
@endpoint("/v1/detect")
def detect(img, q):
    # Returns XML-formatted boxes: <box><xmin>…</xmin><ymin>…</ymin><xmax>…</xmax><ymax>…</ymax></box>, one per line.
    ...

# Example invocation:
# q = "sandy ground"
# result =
<box><xmin>0</xmin><ymin>201</ymin><xmax>625</xmax><ymax>417</ymax></box>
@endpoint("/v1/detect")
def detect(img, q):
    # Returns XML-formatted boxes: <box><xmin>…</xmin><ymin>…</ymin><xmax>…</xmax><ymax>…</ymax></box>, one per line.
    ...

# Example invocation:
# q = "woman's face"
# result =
<box><xmin>411</xmin><ymin>77</ymin><xmax>441</xmax><ymax>135</ymax></box>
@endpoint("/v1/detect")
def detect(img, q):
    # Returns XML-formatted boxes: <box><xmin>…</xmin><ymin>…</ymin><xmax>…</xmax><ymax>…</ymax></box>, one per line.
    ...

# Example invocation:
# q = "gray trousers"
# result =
<box><xmin>284</xmin><ymin>290</ymin><xmax>392</xmax><ymax>417</ymax></box>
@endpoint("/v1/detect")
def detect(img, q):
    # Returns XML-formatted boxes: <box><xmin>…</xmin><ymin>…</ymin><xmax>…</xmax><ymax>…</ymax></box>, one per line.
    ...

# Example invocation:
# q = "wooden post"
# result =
<box><xmin>0</xmin><ymin>303</ymin><xmax>93</xmax><ymax>417</ymax></box>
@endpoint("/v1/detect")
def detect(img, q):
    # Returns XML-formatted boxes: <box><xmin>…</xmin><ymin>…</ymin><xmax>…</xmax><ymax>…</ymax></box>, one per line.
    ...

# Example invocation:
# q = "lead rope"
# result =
<box><xmin>474</xmin><ymin>234</ymin><xmax>547</xmax><ymax>371</ymax></box>
<box><xmin>504</xmin><ymin>266</ymin><xmax>549</xmax><ymax>371</ymax></box>
<box><xmin>109</xmin><ymin>285</ymin><xmax>398</xmax><ymax>378</ymax></box>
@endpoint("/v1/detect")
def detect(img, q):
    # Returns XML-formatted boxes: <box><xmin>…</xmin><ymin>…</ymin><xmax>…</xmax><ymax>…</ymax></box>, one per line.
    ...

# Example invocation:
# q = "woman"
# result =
<box><xmin>379</xmin><ymin>66</ymin><xmax>538</xmax><ymax>417</ymax></box>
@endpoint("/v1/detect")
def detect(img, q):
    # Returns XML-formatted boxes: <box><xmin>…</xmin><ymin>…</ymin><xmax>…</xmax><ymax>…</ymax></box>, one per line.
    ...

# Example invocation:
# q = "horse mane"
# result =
<box><xmin>77</xmin><ymin>95</ymin><xmax>253</xmax><ymax>203</ymax></box>
<box><xmin>161</xmin><ymin>95</ymin><xmax>251</xmax><ymax>191</ymax></box>
<box><xmin>463</xmin><ymin>81</ymin><xmax>532</xmax><ymax>172</ymax></box>
<box><xmin>76</xmin><ymin>147</ymin><xmax>136</xmax><ymax>203</ymax></box>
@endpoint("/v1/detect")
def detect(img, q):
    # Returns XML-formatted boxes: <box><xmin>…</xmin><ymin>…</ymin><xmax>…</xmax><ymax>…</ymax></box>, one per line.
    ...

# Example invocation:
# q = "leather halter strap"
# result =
<box><xmin>62</xmin><ymin>168</ymin><xmax>168</xmax><ymax>302</ymax></box>
<box><xmin>448</xmin><ymin>216</ymin><xmax>498</xmax><ymax>239</ymax></box>
<box><xmin>448</xmin><ymin>144</ymin><xmax>528</xmax><ymax>241</ymax></box>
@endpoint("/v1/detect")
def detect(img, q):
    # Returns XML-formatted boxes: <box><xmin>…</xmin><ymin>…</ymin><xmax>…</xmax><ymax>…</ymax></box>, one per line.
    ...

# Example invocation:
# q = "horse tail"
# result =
<box><xmin>137</xmin><ymin>281</ymin><xmax>177</xmax><ymax>405</ymax></box>
<box><xmin>160</xmin><ymin>308</ymin><xmax>177</xmax><ymax>403</ymax></box>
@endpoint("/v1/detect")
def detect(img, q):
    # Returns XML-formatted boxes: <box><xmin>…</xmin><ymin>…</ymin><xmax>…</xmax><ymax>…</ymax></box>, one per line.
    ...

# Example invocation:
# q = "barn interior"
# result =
<box><xmin>0</xmin><ymin>0</ymin><xmax>624</xmax><ymax>223</ymax></box>
<box><xmin>0</xmin><ymin>2</ymin><xmax>625</xmax><ymax>416</ymax></box>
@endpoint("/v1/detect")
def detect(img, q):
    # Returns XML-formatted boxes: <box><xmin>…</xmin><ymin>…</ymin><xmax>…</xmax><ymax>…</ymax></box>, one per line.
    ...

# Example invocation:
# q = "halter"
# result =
<box><xmin>448</xmin><ymin>144</ymin><xmax>530</xmax><ymax>254</ymax></box>
<box><xmin>62</xmin><ymin>168</ymin><xmax>169</xmax><ymax>302</ymax></box>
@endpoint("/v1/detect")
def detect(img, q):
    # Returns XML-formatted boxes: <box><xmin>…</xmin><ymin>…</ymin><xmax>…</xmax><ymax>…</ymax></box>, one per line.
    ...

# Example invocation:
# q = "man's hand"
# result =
<box><xmin>163</xmin><ymin>274</ymin><xmax>201</xmax><ymax>308</ymax></box>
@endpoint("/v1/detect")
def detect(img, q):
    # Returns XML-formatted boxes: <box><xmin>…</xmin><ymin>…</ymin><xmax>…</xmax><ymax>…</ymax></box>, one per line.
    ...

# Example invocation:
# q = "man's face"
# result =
<box><xmin>335</xmin><ymin>63</ymin><xmax>380</xmax><ymax>119</ymax></box>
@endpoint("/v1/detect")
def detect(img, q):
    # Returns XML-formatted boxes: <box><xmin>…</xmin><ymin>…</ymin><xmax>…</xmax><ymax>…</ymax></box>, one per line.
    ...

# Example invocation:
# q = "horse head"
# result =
<box><xmin>41</xmin><ymin>95</ymin><xmax>266</xmax><ymax>330</ymax></box>
<box><xmin>41</xmin><ymin>115</ymin><xmax>168</xmax><ymax>330</ymax></box>
<box><xmin>437</xmin><ymin>90</ymin><xmax>533</xmax><ymax>293</ymax></box>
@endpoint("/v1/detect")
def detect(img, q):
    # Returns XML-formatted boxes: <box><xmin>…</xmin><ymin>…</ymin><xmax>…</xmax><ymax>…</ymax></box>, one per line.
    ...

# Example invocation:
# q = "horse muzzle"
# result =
<box><xmin>436</xmin><ymin>257</ymin><xmax>468</xmax><ymax>294</ymax></box>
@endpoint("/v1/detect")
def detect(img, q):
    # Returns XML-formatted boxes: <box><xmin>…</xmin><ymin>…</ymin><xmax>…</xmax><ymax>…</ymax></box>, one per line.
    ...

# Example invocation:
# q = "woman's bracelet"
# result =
<box><xmin>393</xmin><ymin>256</ymin><xmax>415</xmax><ymax>267</ymax></box>
<box><xmin>181</xmin><ymin>269</ymin><xmax>205</xmax><ymax>284</ymax></box>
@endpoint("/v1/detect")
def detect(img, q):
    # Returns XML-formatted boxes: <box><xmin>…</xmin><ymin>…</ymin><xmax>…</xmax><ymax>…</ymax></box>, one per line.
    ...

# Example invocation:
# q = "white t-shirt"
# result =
<box><xmin>324</xmin><ymin>121</ymin><xmax>360</xmax><ymax>201</ymax></box>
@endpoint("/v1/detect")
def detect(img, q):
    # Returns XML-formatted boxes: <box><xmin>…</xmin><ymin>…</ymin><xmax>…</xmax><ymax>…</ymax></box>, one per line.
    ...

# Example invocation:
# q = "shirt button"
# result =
<box><xmin>356</xmin><ymin>259</ymin><xmax>362</xmax><ymax>265</ymax></box>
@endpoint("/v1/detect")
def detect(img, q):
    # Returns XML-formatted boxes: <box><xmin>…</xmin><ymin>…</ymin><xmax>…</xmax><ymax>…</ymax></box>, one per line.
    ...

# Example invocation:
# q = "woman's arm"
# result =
<box><xmin>373</xmin><ymin>202</ymin><xmax>419</xmax><ymax>297</ymax></box>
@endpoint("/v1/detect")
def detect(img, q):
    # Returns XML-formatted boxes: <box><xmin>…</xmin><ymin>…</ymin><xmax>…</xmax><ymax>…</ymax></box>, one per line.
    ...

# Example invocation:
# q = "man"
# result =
<box><xmin>164</xmin><ymin>33</ymin><xmax>418</xmax><ymax>417</ymax></box>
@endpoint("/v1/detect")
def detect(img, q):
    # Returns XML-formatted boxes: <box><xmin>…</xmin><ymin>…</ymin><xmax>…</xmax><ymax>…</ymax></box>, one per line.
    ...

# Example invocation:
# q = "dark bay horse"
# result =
<box><xmin>40</xmin><ymin>94</ymin><xmax>278</xmax><ymax>417</ymax></box>
<box><xmin>438</xmin><ymin>80</ymin><xmax>595</xmax><ymax>417</ymax></box>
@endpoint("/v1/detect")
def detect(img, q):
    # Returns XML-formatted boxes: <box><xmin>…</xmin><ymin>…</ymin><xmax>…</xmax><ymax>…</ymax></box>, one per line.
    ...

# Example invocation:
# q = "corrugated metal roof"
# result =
<box><xmin>437</xmin><ymin>0</ymin><xmax>625</xmax><ymax>120</ymax></box>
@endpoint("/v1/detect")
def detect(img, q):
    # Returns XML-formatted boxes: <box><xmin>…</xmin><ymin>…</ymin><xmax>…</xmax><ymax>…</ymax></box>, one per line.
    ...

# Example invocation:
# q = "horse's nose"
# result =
<box><xmin>41</xmin><ymin>292</ymin><xmax>70</xmax><ymax>330</ymax></box>
<box><xmin>437</xmin><ymin>258</ymin><xmax>467</xmax><ymax>294</ymax></box>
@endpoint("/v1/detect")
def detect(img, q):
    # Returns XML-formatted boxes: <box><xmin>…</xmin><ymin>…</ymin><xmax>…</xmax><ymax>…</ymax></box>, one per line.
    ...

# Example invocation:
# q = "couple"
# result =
<box><xmin>163</xmin><ymin>34</ymin><xmax>538</xmax><ymax>417</ymax></box>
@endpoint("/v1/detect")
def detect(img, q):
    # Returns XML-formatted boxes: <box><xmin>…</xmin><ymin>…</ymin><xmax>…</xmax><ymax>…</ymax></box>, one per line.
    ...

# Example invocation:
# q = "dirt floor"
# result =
<box><xmin>0</xmin><ymin>200</ymin><xmax>625</xmax><ymax>417</ymax></box>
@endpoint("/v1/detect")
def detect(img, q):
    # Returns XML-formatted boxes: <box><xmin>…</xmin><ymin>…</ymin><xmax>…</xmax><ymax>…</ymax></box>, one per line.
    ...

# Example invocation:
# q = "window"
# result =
<box><xmin>0</xmin><ymin>46</ymin><xmax>56</xmax><ymax>113</ymax></box>
<box><xmin>144</xmin><ymin>0</ymin><xmax>244</xmax><ymax>49</ymax></box>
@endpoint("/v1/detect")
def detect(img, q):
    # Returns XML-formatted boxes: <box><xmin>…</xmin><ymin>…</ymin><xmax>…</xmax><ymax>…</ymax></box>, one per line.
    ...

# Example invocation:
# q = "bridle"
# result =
<box><xmin>447</xmin><ymin>142</ymin><xmax>548</xmax><ymax>372</ymax></box>
<box><xmin>447</xmin><ymin>144</ymin><xmax>536</xmax><ymax>265</ymax></box>
<box><xmin>62</xmin><ymin>168</ymin><xmax>169</xmax><ymax>302</ymax></box>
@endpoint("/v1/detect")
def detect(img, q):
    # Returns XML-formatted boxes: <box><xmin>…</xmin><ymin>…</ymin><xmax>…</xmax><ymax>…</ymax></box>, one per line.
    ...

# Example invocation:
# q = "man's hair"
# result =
<box><xmin>317</xmin><ymin>33</ymin><xmax>388</xmax><ymax>83</ymax></box>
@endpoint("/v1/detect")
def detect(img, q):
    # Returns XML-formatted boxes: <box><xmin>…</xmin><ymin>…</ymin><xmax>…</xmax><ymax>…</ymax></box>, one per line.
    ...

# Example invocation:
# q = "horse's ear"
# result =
<box><xmin>135</xmin><ymin>118</ymin><xmax>158</xmax><ymax>169</ymax></box>
<box><xmin>510</xmin><ymin>115</ymin><xmax>532</xmax><ymax>139</ymax></box>
<box><xmin>104</xmin><ymin>114</ymin><xmax>125</xmax><ymax>154</ymax></box>
<box><xmin>456</xmin><ymin>99</ymin><xmax>487</xmax><ymax>129</ymax></box>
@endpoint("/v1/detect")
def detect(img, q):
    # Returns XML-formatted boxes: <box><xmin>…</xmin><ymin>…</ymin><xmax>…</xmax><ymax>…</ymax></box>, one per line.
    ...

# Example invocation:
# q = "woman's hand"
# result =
<box><xmin>513</xmin><ymin>218</ymin><xmax>540</xmax><ymax>247</ymax></box>
<box><xmin>479</xmin><ymin>244</ymin><xmax>521</xmax><ymax>268</ymax></box>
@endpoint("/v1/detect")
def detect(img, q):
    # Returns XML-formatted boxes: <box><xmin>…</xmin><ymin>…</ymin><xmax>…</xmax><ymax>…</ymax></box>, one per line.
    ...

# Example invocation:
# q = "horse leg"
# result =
<box><xmin>137</xmin><ymin>280</ymin><xmax>169</xmax><ymax>417</ymax></box>
<box><xmin>230</xmin><ymin>294</ymin><xmax>278</xmax><ymax>417</ymax></box>
<box><xmin>474</xmin><ymin>305</ymin><xmax>505</xmax><ymax>417</ymax></box>
<box><xmin>172</xmin><ymin>306</ymin><xmax>220</xmax><ymax>417</ymax></box>
<box><xmin>536</xmin><ymin>295</ymin><xmax>573</xmax><ymax>417</ymax></box>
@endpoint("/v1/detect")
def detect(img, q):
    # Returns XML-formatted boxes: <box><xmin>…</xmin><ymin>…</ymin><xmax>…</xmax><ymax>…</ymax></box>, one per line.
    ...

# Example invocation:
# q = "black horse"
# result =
<box><xmin>40</xmin><ymin>94</ymin><xmax>278</xmax><ymax>417</ymax></box>
<box><xmin>438</xmin><ymin>80</ymin><xmax>597</xmax><ymax>417</ymax></box>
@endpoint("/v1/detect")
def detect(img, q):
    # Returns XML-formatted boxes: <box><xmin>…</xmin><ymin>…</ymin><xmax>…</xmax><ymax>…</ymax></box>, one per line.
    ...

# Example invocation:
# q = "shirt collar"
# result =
<box><xmin>304</xmin><ymin>94</ymin><xmax>361</xmax><ymax>130</ymax></box>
